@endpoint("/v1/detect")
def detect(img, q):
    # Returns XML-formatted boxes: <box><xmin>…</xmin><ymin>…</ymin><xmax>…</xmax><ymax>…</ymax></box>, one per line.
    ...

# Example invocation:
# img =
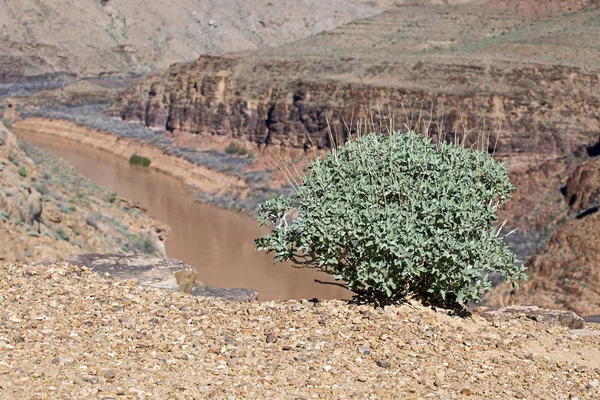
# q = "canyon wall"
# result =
<box><xmin>111</xmin><ymin>55</ymin><xmax>600</xmax><ymax>167</ymax></box>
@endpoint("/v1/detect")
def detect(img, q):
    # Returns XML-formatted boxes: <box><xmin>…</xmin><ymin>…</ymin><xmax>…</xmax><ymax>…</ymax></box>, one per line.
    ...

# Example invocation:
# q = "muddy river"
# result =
<box><xmin>16</xmin><ymin>129</ymin><xmax>350</xmax><ymax>301</ymax></box>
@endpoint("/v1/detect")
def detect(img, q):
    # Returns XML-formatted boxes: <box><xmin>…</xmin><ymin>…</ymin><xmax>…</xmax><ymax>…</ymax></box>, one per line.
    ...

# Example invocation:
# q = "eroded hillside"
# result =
<box><xmin>0</xmin><ymin>0</ymin><xmax>381</xmax><ymax>78</ymax></box>
<box><xmin>0</xmin><ymin>122</ymin><xmax>166</xmax><ymax>263</ymax></box>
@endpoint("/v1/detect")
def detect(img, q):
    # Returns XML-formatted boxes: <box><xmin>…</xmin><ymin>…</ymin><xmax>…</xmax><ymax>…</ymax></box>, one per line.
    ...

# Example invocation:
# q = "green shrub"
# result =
<box><xmin>105</xmin><ymin>192</ymin><xmax>117</xmax><ymax>203</ymax></box>
<box><xmin>255</xmin><ymin>131</ymin><xmax>526</xmax><ymax>307</ymax></box>
<box><xmin>18</xmin><ymin>167</ymin><xmax>27</xmax><ymax>178</ymax></box>
<box><xmin>225</xmin><ymin>141</ymin><xmax>253</xmax><ymax>157</ymax></box>
<box><xmin>129</xmin><ymin>154</ymin><xmax>151</xmax><ymax>167</ymax></box>
<box><xmin>55</xmin><ymin>227</ymin><xmax>70</xmax><ymax>241</ymax></box>
<box><xmin>129</xmin><ymin>233</ymin><xmax>157</xmax><ymax>255</ymax></box>
<box><xmin>8</xmin><ymin>153</ymin><xmax>18</xmax><ymax>165</ymax></box>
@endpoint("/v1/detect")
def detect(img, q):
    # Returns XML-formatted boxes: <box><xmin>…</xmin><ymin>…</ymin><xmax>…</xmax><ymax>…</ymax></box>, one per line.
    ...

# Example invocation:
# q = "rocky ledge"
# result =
<box><xmin>0</xmin><ymin>258</ymin><xmax>599</xmax><ymax>398</ymax></box>
<box><xmin>30</xmin><ymin>254</ymin><xmax>259</xmax><ymax>302</ymax></box>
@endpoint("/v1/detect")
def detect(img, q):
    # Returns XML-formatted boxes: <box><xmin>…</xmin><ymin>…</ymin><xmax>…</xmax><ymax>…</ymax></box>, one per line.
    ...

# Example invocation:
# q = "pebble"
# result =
<box><xmin>266</xmin><ymin>333</ymin><xmax>278</xmax><ymax>343</ymax></box>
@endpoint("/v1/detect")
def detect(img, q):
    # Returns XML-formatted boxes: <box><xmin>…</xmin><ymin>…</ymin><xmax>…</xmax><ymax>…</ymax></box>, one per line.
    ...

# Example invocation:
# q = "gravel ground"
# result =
<box><xmin>0</xmin><ymin>262</ymin><xmax>599</xmax><ymax>399</ymax></box>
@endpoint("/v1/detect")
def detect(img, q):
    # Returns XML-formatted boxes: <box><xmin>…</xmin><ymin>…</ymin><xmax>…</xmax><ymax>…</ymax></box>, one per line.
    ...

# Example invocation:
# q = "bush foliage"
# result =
<box><xmin>255</xmin><ymin>131</ymin><xmax>526</xmax><ymax>306</ymax></box>
<box><xmin>129</xmin><ymin>154</ymin><xmax>151</xmax><ymax>167</ymax></box>
<box><xmin>225</xmin><ymin>141</ymin><xmax>253</xmax><ymax>157</ymax></box>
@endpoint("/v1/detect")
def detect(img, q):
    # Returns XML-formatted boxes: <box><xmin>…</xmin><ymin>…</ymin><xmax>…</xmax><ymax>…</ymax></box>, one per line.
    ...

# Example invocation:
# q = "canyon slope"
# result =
<box><xmin>110</xmin><ymin>0</ymin><xmax>600</xmax><ymax>314</ymax></box>
<box><xmin>0</xmin><ymin>0</ymin><xmax>380</xmax><ymax>79</ymax></box>
<box><xmin>111</xmin><ymin>0</ymin><xmax>599</xmax><ymax>166</ymax></box>
<box><xmin>0</xmin><ymin>122</ymin><xmax>166</xmax><ymax>263</ymax></box>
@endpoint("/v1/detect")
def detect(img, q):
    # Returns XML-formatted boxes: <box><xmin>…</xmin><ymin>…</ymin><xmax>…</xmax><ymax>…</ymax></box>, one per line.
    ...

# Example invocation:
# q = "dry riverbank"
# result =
<box><xmin>11</xmin><ymin>118</ymin><xmax>245</xmax><ymax>196</ymax></box>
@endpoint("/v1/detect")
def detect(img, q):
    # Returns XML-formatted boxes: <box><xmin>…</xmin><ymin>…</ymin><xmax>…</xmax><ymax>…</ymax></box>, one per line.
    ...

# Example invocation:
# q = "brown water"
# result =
<box><xmin>17</xmin><ymin>130</ymin><xmax>350</xmax><ymax>301</ymax></box>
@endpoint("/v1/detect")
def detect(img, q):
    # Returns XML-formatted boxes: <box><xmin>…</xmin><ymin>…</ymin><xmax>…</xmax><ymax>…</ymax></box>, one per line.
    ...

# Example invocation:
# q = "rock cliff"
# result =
<box><xmin>110</xmin><ymin>1</ymin><xmax>600</xmax><ymax>168</ymax></box>
<box><xmin>489</xmin><ymin>156</ymin><xmax>600</xmax><ymax>315</ymax></box>
<box><xmin>112</xmin><ymin>56</ymin><xmax>600</xmax><ymax>165</ymax></box>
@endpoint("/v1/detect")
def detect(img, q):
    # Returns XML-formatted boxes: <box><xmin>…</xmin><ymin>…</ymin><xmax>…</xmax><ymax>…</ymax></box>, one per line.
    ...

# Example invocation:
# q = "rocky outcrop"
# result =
<box><xmin>51</xmin><ymin>253</ymin><xmax>259</xmax><ymax>301</ymax></box>
<box><xmin>111</xmin><ymin>55</ymin><xmax>600</xmax><ymax>164</ymax></box>
<box><xmin>564</xmin><ymin>158</ymin><xmax>600</xmax><ymax>214</ymax></box>
<box><xmin>474</xmin><ymin>305</ymin><xmax>585</xmax><ymax>329</ymax></box>
<box><xmin>486</xmin><ymin>156</ymin><xmax>600</xmax><ymax>316</ymax></box>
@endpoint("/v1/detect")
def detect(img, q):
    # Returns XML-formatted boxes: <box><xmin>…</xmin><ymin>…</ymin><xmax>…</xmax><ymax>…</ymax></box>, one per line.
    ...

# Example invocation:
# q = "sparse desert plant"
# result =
<box><xmin>129</xmin><ymin>233</ymin><xmax>157</xmax><ymax>255</ymax></box>
<box><xmin>33</xmin><ymin>182</ymin><xmax>50</xmax><ymax>195</ymax></box>
<box><xmin>8</xmin><ymin>153</ymin><xmax>18</xmax><ymax>165</ymax></box>
<box><xmin>55</xmin><ymin>227</ymin><xmax>70</xmax><ymax>242</ymax></box>
<box><xmin>129</xmin><ymin>154</ymin><xmax>151</xmax><ymax>167</ymax></box>
<box><xmin>18</xmin><ymin>167</ymin><xmax>27</xmax><ymax>178</ymax></box>
<box><xmin>85</xmin><ymin>213</ymin><xmax>99</xmax><ymax>230</ymax></box>
<box><xmin>225</xmin><ymin>141</ymin><xmax>253</xmax><ymax>157</ymax></box>
<box><xmin>105</xmin><ymin>192</ymin><xmax>117</xmax><ymax>203</ymax></box>
<box><xmin>256</xmin><ymin>130</ymin><xmax>526</xmax><ymax>307</ymax></box>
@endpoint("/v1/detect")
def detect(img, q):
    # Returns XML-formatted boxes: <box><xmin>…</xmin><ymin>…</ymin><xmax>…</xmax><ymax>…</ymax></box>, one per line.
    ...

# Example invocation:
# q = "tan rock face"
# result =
<box><xmin>0</xmin><ymin>122</ymin><xmax>167</xmax><ymax>263</ymax></box>
<box><xmin>487</xmin><ymin>157</ymin><xmax>600</xmax><ymax>316</ymax></box>
<box><xmin>112</xmin><ymin>56</ymin><xmax>600</xmax><ymax>163</ymax></box>
<box><xmin>565</xmin><ymin>160</ymin><xmax>600</xmax><ymax>214</ymax></box>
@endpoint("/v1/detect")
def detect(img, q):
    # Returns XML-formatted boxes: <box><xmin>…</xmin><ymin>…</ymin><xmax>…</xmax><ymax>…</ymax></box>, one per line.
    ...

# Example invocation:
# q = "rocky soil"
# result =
<box><xmin>0</xmin><ymin>122</ymin><xmax>167</xmax><ymax>263</ymax></box>
<box><xmin>0</xmin><ymin>260</ymin><xmax>599</xmax><ymax>399</ymax></box>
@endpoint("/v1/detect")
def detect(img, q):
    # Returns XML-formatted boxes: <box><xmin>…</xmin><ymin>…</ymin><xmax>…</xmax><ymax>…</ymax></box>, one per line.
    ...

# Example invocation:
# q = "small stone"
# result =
<box><xmin>266</xmin><ymin>333</ymin><xmax>278</xmax><ymax>343</ymax></box>
<box><xmin>376</xmin><ymin>359</ymin><xmax>392</xmax><ymax>369</ymax></box>
<box><xmin>282</xmin><ymin>345</ymin><xmax>293</xmax><ymax>351</ymax></box>
<box><xmin>461</xmin><ymin>388</ymin><xmax>473</xmax><ymax>395</ymax></box>
<box><xmin>358</xmin><ymin>345</ymin><xmax>371</xmax><ymax>355</ymax></box>
<box><xmin>104</xmin><ymin>370</ymin><xmax>116</xmax><ymax>380</ymax></box>
<box><xmin>320</xmin><ymin>372</ymin><xmax>332</xmax><ymax>380</ymax></box>
<box><xmin>434</xmin><ymin>370</ymin><xmax>445</xmax><ymax>387</ymax></box>
<box><xmin>357</xmin><ymin>376</ymin><xmax>368</xmax><ymax>382</ymax></box>
<box><xmin>174</xmin><ymin>267</ymin><xmax>196</xmax><ymax>294</ymax></box>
